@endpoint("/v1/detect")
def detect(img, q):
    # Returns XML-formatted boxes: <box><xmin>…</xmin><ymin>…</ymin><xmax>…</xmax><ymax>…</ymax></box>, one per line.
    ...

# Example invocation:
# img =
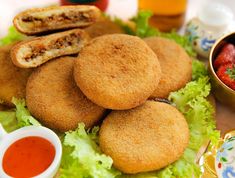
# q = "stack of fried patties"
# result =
<box><xmin>11</xmin><ymin>5</ymin><xmax>193</xmax><ymax>174</ymax></box>
<box><xmin>0</xmin><ymin>5</ymin><xmax>125</xmax><ymax>109</ymax></box>
<box><xmin>0</xmin><ymin>5</ymin><xmax>100</xmax><ymax>108</ymax></box>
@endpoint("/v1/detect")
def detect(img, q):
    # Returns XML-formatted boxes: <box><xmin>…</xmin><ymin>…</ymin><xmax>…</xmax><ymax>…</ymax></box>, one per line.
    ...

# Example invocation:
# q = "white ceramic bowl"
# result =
<box><xmin>0</xmin><ymin>125</ymin><xmax>62</xmax><ymax>178</ymax></box>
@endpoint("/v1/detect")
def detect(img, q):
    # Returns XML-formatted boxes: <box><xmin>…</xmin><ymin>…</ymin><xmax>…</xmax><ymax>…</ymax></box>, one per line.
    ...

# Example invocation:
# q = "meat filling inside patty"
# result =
<box><xmin>21</xmin><ymin>12</ymin><xmax>92</xmax><ymax>26</ymax></box>
<box><xmin>24</xmin><ymin>32</ymin><xmax>81</xmax><ymax>62</ymax></box>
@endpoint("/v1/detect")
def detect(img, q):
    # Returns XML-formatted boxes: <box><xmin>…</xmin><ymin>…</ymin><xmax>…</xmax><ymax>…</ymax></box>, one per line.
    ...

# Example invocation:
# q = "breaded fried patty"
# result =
<box><xmin>0</xmin><ymin>45</ymin><xmax>32</xmax><ymax>106</ymax></box>
<box><xmin>74</xmin><ymin>34</ymin><xmax>161</xmax><ymax>110</ymax></box>
<box><xmin>26</xmin><ymin>57</ymin><xmax>106</xmax><ymax>132</ymax></box>
<box><xmin>85</xmin><ymin>19</ymin><xmax>124</xmax><ymax>38</ymax></box>
<box><xmin>144</xmin><ymin>37</ymin><xmax>192</xmax><ymax>98</ymax></box>
<box><xmin>99</xmin><ymin>100</ymin><xmax>189</xmax><ymax>174</ymax></box>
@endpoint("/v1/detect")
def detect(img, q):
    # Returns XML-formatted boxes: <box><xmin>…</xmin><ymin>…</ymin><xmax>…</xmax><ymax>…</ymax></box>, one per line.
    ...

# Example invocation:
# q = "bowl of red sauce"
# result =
<box><xmin>209</xmin><ymin>32</ymin><xmax>235</xmax><ymax>109</ymax></box>
<box><xmin>0</xmin><ymin>125</ymin><xmax>62</xmax><ymax>178</ymax></box>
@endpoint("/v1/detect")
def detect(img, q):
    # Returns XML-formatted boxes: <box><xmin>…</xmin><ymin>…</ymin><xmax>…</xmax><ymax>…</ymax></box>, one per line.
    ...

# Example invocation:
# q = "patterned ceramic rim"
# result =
<box><xmin>201</xmin><ymin>130</ymin><xmax>235</xmax><ymax>177</ymax></box>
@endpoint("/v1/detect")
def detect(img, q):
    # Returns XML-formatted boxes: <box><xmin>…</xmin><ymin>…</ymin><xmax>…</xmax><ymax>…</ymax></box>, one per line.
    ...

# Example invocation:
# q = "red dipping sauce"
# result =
<box><xmin>3</xmin><ymin>136</ymin><xmax>55</xmax><ymax>178</ymax></box>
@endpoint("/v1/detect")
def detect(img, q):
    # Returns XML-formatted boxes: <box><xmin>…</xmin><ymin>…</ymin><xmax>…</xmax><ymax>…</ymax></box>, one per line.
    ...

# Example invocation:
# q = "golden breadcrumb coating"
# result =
<box><xmin>0</xmin><ymin>45</ymin><xmax>32</xmax><ymax>106</ymax></box>
<box><xmin>99</xmin><ymin>100</ymin><xmax>189</xmax><ymax>174</ymax></box>
<box><xmin>74</xmin><ymin>34</ymin><xmax>161</xmax><ymax>110</ymax></box>
<box><xmin>26</xmin><ymin>57</ymin><xmax>106</xmax><ymax>132</ymax></box>
<box><xmin>144</xmin><ymin>37</ymin><xmax>192</xmax><ymax>98</ymax></box>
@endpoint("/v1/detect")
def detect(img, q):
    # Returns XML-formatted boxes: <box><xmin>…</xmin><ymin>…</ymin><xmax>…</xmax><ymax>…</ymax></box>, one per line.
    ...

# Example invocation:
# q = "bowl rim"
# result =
<box><xmin>209</xmin><ymin>31</ymin><xmax>235</xmax><ymax>94</ymax></box>
<box><xmin>0</xmin><ymin>126</ymin><xmax>62</xmax><ymax>178</ymax></box>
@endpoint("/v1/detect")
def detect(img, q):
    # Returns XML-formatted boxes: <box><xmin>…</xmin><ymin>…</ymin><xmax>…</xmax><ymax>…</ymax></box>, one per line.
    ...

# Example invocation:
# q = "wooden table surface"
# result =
<box><xmin>216</xmin><ymin>102</ymin><xmax>235</xmax><ymax>136</ymax></box>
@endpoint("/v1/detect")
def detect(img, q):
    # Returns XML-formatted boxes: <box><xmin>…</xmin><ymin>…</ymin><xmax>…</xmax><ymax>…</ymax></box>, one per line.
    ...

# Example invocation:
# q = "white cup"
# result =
<box><xmin>0</xmin><ymin>124</ymin><xmax>62</xmax><ymax>178</ymax></box>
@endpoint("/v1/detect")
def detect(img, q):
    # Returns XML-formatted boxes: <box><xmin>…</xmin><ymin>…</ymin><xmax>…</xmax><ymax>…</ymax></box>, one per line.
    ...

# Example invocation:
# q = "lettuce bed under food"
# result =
<box><xmin>0</xmin><ymin>11</ymin><xmax>219</xmax><ymax>178</ymax></box>
<box><xmin>0</xmin><ymin>60</ymin><xmax>219</xmax><ymax>178</ymax></box>
<box><xmin>117</xmin><ymin>60</ymin><xmax>220</xmax><ymax>178</ymax></box>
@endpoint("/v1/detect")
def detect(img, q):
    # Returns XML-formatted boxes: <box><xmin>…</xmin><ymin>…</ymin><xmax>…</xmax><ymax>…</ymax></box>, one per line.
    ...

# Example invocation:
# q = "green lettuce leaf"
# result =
<box><xmin>119</xmin><ymin>61</ymin><xmax>219</xmax><ymax>178</ymax></box>
<box><xmin>132</xmin><ymin>10</ymin><xmax>158</xmax><ymax>38</ymax></box>
<box><xmin>159</xmin><ymin>60</ymin><xmax>219</xmax><ymax>178</ymax></box>
<box><xmin>0</xmin><ymin>98</ymin><xmax>40</xmax><ymax>132</ymax></box>
<box><xmin>60</xmin><ymin>123</ymin><xmax>121</xmax><ymax>178</ymax></box>
<box><xmin>118</xmin><ymin>11</ymin><xmax>196</xmax><ymax>57</ymax></box>
<box><xmin>0</xmin><ymin>26</ymin><xmax>25</xmax><ymax>46</ymax></box>
<box><xmin>113</xmin><ymin>11</ymin><xmax>157</xmax><ymax>37</ymax></box>
<box><xmin>0</xmin><ymin>111</ymin><xmax>18</xmax><ymax>132</ymax></box>
<box><xmin>12</xmin><ymin>98</ymin><xmax>41</xmax><ymax>127</ymax></box>
<box><xmin>169</xmin><ymin>77</ymin><xmax>211</xmax><ymax>112</ymax></box>
<box><xmin>192</xmin><ymin>60</ymin><xmax>208</xmax><ymax>80</ymax></box>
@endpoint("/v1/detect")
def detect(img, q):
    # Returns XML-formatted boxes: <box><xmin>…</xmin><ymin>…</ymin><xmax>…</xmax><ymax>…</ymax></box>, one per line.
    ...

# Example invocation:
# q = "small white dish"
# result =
<box><xmin>0</xmin><ymin>124</ymin><xmax>62</xmax><ymax>178</ymax></box>
<box><xmin>185</xmin><ymin>1</ymin><xmax>235</xmax><ymax>58</ymax></box>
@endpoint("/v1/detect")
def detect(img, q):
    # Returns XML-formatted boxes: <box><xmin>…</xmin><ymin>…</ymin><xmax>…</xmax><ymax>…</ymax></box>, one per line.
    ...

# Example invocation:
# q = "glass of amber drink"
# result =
<box><xmin>139</xmin><ymin>0</ymin><xmax>187</xmax><ymax>32</ymax></box>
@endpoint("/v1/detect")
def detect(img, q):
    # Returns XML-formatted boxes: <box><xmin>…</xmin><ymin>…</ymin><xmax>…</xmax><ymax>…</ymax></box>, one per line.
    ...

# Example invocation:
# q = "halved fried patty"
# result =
<box><xmin>26</xmin><ymin>57</ymin><xmax>106</xmax><ymax>132</ymax></box>
<box><xmin>13</xmin><ymin>5</ymin><xmax>101</xmax><ymax>35</ymax></box>
<box><xmin>99</xmin><ymin>100</ymin><xmax>189</xmax><ymax>174</ymax></box>
<box><xmin>0</xmin><ymin>45</ymin><xmax>32</xmax><ymax>106</ymax></box>
<box><xmin>11</xmin><ymin>29</ymin><xmax>89</xmax><ymax>68</ymax></box>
